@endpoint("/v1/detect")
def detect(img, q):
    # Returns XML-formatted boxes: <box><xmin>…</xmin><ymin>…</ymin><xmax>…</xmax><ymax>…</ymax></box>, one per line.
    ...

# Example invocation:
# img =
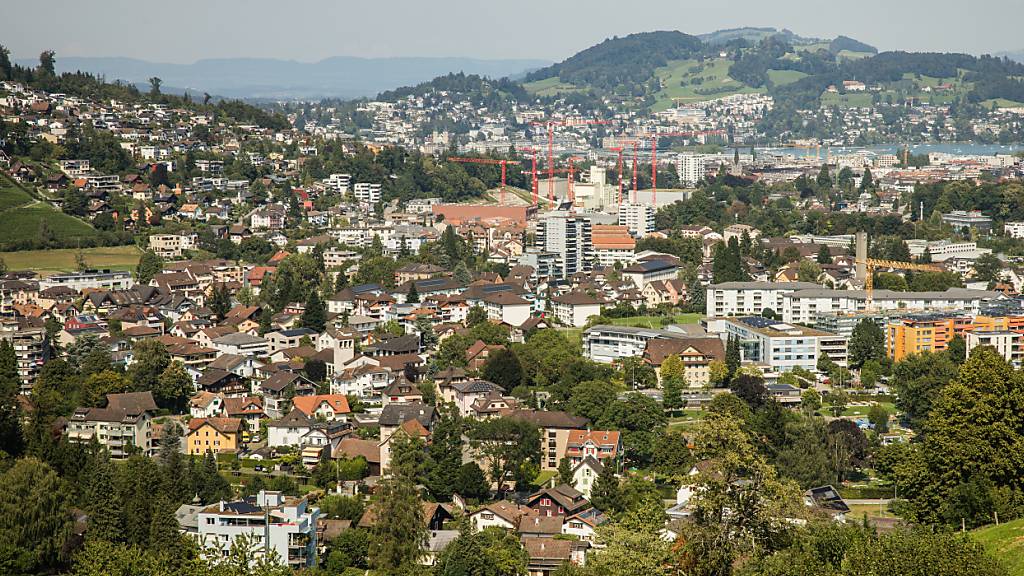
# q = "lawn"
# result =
<box><xmin>847</xmin><ymin>503</ymin><xmax>899</xmax><ymax>520</ymax></box>
<box><xmin>607</xmin><ymin>313</ymin><xmax>704</xmax><ymax>329</ymax></box>
<box><xmin>667</xmin><ymin>409</ymin><xmax>706</xmax><ymax>431</ymax></box>
<box><xmin>0</xmin><ymin>180</ymin><xmax>34</xmax><ymax>212</ymax></box>
<box><xmin>534</xmin><ymin>470</ymin><xmax>557</xmax><ymax>486</ymax></box>
<box><xmin>767</xmin><ymin>69</ymin><xmax>808</xmax><ymax>86</ymax></box>
<box><xmin>0</xmin><ymin>204</ymin><xmax>99</xmax><ymax>246</ymax></box>
<box><xmin>820</xmin><ymin>92</ymin><xmax>874</xmax><ymax>108</ymax></box>
<box><xmin>558</xmin><ymin>327</ymin><xmax>583</xmax><ymax>350</ymax></box>
<box><xmin>0</xmin><ymin>245</ymin><xmax>141</xmax><ymax>276</ymax></box>
<box><xmin>522</xmin><ymin>77</ymin><xmax>584</xmax><ymax>97</ymax></box>
<box><xmin>973</xmin><ymin>518</ymin><xmax>1024</xmax><ymax>576</ymax></box>
<box><xmin>651</xmin><ymin>58</ymin><xmax>760</xmax><ymax>111</ymax></box>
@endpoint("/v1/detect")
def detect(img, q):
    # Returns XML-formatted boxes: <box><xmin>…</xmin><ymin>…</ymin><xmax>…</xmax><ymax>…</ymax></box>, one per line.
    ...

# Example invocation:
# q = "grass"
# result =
<box><xmin>606</xmin><ymin>313</ymin><xmax>703</xmax><ymax>329</ymax></box>
<box><xmin>0</xmin><ymin>245</ymin><xmax>141</xmax><ymax>276</ymax></box>
<box><xmin>847</xmin><ymin>503</ymin><xmax>899</xmax><ymax>520</ymax></box>
<box><xmin>973</xmin><ymin>518</ymin><xmax>1024</xmax><ymax>576</ymax></box>
<box><xmin>767</xmin><ymin>69</ymin><xmax>808</xmax><ymax>86</ymax></box>
<box><xmin>558</xmin><ymin>328</ymin><xmax>583</xmax><ymax>350</ymax></box>
<box><xmin>522</xmin><ymin>77</ymin><xmax>584</xmax><ymax>97</ymax></box>
<box><xmin>983</xmin><ymin>98</ymin><xmax>1024</xmax><ymax>109</ymax></box>
<box><xmin>667</xmin><ymin>409</ymin><xmax>707</xmax><ymax>431</ymax></box>
<box><xmin>0</xmin><ymin>180</ymin><xmax>34</xmax><ymax>212</ymax></box>
<box><xmin>534</xmin><ymin>470</ymin><xmax>557</xmax><ymax>486</ymax></box>
<box><xmin>651</xmin><ymin>58</ymin><xmax>760</xmax><ymax>111</ymax></box>
<box><xmin>820</xmin><ymin>92</ymin><xmax>874</xmax><ymax>108</ymax></box>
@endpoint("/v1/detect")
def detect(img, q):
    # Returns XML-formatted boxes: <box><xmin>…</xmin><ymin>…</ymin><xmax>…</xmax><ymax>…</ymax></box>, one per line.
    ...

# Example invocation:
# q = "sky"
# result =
<box><xmin>1</xmin><ymin>0</ymin><xmax>1017</xmax><ymax>64</ymax></box>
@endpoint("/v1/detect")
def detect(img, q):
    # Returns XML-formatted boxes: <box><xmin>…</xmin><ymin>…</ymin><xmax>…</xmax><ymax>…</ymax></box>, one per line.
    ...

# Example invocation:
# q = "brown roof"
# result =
<box><xmin>188</xmin><ymin>417</ymin><xmax>242</xmax><ymax>435</ymax></box>
<box><xmin>522</xmin><ymin>537</ymin><xmax>574</xmax><ymax>561</ymax></box>
<box><xmin>644</xmin><ymin>337</ymin><xmax>725</xmax><ymax>366</ymax></box>
<box><xmin>333</xmin><ymin>438</ymin><xmax>380</xmax><ymax>463</ymax></box>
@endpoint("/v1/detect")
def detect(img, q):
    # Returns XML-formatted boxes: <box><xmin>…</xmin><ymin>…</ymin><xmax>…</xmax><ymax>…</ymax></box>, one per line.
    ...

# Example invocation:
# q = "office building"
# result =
<box><xmin>708</xmin><ymin>316</ymin><xmax>848</xmax><ymax>372</ymax></box>
<box><xmin>941</xmin><ymin>210</ymin><xmax>993</xmax><ymax>234</ymax></box>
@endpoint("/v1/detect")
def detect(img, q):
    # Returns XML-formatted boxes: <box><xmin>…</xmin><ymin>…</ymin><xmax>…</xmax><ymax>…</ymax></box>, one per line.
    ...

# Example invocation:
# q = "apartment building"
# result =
<box><xmin>590</xmin><ymin>225</ymin><xmax>635</xmax><ymax>267</ymax></box>
<box><xmin>66</xmin><ymin>392</ymin><xmax>157</xmax><ymax>458</ymax></box>
<box><xmin>616</xmin><ymin>203</ymin><xmax>656</xmax><ymax>238</ymax></box>
<box><xmin>536</xmin><ymin>214</ymin><xmax>593</xmax><ymax>279</ymax></box>
<box><xmin>785</xmin><ymin>288</ymin><xmax>997</xmax><ymax>325</ymax></box>
<box><xmin>353</xmin><ymin>182</ymin><xmax>382</xmax><ymax>204</ymax></box>
<box><xmin>966</xmin><ymin>330</ymin><xmax>1024</xmax><ymax>368</ymax></box>
<box><xmin>0</xmin><ymin>323</ymin><xmax>46</xmax><ymax>394</ymax></box>
<box><xmin>191</xmin><ymin>491</ymin><xmax>319</xmax><ymax>569</ymax></box>
<box><xmin>505</xmin><ymin>409</ymin><xmax>590</xmax><ymax>471</ymax></box>
<box><xmin>709</xmin><ymin>316</ymin><xmax>848</xmax><ymax>372</ymax></box>
<box><xmin>39</xmin><ymin>269</ymin><xmax>134</xmax><ymax>291</ymax></box>
<box><xmin>583</xmin><ymin>324</ymin><xmax>685</xmax><ymax>364</ymax></box>
<box><xmin>706</xmin><ymin>282</ymin><xmax>819</xmax><ymax>319</ymax></box>
<box><xmin>148</xmin><ymin>232</ymin><xmax>198</xmax><ymax>259</ymax></box>
<box><xmin>941</xmin><ymin>210</ymin><xmax>993</xmax><ymax>234</ymax></box>
<box><xmin>677</xmin><ymin>154</ymin><xmax>706</xmax><ymax>186</ymax></box>
<box><xmin>622</xmin><ymin>259</ymin><xmax>679</xmax><ymax>290</ymax></box>
<box><xmin>887</xmin><ymin>314</ymin><xmax>1024</xmax><ymax>361</ymax></box>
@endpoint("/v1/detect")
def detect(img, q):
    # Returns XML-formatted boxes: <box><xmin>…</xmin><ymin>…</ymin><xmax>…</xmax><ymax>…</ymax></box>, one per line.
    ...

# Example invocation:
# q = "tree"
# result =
<box><xmin>660</xmin><ymin>354</ymin><xmax>686</xmax><ymax>411</ymax></box>
<box><xmin>567</xmin><ymin>379</ymin><xmax>616</xmax><ymax>422</ymax></box>
<box><xmin>860</xmin><ymin>167</ymin><xmax>874</xmax><ymax>190</ymax></box>
<box><xmin>147</xmin><ymin>492</ymin><xmax>180</xmax><ymax>554</ymax></box>
<box><xmin>300</xmin><ymin>290</ymin><xmax>327</xmax><ymax>332</ymax></box>
<box><xmin>466</xmin><ymin>305</ymin><xmax>488</xmax><ymax>327</ymax></box>
<box><xmin>849</xmin><ymin>319</ymin><xmax>885</xmax><ymax>368</ymax></box>
<box><xmin>405</xmin><ymin>282</ymin><xmax>420</xmax><ymax>304</ymax></box>
<box><xmin>453</xmin><ymin>261</ymin><xmax>472</xmax><ymax>284</ymax></box>
<box><xmin>367</xmin><ymin>472</ymin><xmax>427</xmax><ymax>573</ymax></box>
<box><xmin>801</xmin><ymin>389</ymin><xmax>821</xmax><ymax>414</ymax></box>
<box><xmin>0</xmin><ymin>458</ymin><xmax>73</xmax><ymax>574</ymax></box>
<box><xmin>127</xmin><ymin>339</ymin><xmax>170</xmax><ymax>398</ymax></box>
<box><xmin>725</xmin><ymin>334</ymin><xmax>740</xmax><ymax>379</ymax></box>
<box><xmin>708</xmin><ymin>359</ymin><xmax>729</xmax><ymax>387</ymax></box>
<box><xmin>135</xmin><ymin>250</ymin><xmax>163</xmax><ymax>284</ymax></box>
<box><xmin>426</xmin><ymin>404</ymin><xmax>464</xmax><ymax>501</ymax></box>
<box><xmin>154</xmin><ymin>361</ymin><xmax>192</xmax><ymax>412</ymax></box>
<box><xmin>481</xmin><ymin>348</ymin><xmax>523</xmax><ymax>391</ymax></box>
<box><xmin>39</xmin><ymin>50</ymin><xmax>56</xmax><ymax>76</ymax></box>
<box><xmin>81</xmin><ymin>370</ymin><xmax>129</xmax><ymax>408</ymax></box>
<box><xmin>468</xmin><ymin>417</ymin><xmax>540</xmax><ymax>490</ymax></box>
<box><xmin>730</xmin><ymin>373</ymin><xmax>770</xmax><ymax>410</ymax></box>
<box><xmin>557</xmin><ymin>457</ymin><xmax>574</xmax><ymax>486</ymax></box>
<box><xmin>868</xmin><ymin>404</ymin><xmax>890</xmax><ymax>433</ymax></box>
<box><xmin>590</xmin><ymin>458</ymin><xmax>620</xmax><ymax>514</ymax></box>
<box><xmin>947</xmin><ymin>334</ymin><xmax>966</xmax><ymax>364</ymax></box>
<box><xmin>797</xmin><ymin>259</ymin><xmax>822</xmax><ymax>283</ymax></box>
<box><xmin>973</xmin><ymin>253</ymin><xmax>1002</xmax><ymax>286</ymax></box>
<box><xmin>621</xmin><ymin>356</ymin><xmax>657</xmax><ymax>389</ymax></box>
<box><xmin>454</xmin><ymin>462</ymin><xmax>490</xmax><ymax>501</ymax></box>
<box><xmin>209</xmin><ymin>283</ymin><xmax>232</xmax><ymax>321</ymax></box>
<box><xmin>816</xmin><ymin>245</ymin><xmax>833</xmax><ymax>264</ymax></box>
<box><xmin>148</xmin><ymin>76</ymin><xmax>162</xmax><ymax>96</ymax></box>
<box><xmin>816</xmin><ymin>164</ymin><xmax>832</xmax><ymax>188</ymax></box>
<box><xmin>890</xmin><ymin>351</ymin><xmax>957</xmax><ymax>430</ymax></box>
<box><xmin>303</xmin><ymin>359</ymin><xmax>326</xmax><ymax>385</ymax></box>
<box><xmin>84</xmin><ymin>454</ymin><xmax>122</xmax><ymax>544</ymax></box>
<box><xmin>824</xmin><ymin>389</ymin><xmax>849</xmax><ymax>417</ymax></box>
<box><xmin>651</xmin><ymin>431</ymin><xmax>693</xmax><ymax>476</ymax></box>
<box><xmin>435</xmin><ymin>525</ymin><xmax>528</xmax><ymax>576</ymax></box>
<box><xmin>0</xmin><ymin>340</ymin><xmax>22</xmax><ymax>458</ymax></box>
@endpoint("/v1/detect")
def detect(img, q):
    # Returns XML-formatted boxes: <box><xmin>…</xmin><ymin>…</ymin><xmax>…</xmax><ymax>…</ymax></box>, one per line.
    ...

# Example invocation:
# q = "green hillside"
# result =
<box><xmin>0</xmin><ymin>175</ymin><xmax>101</xmax><ymax>250</ymax></box>
<box><xmin>651</xmin><ymin>58</ymin><xmax>760</xmax><ymax>111</ymax></box>
<box><xmin>974</xmin><ymin>518</ymin><xmax>1024</xmax><ymax>575</ymax></box>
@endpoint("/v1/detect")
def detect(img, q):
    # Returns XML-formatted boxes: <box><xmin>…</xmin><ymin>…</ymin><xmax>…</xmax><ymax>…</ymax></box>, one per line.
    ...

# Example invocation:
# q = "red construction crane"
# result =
<box><xmin>607</xmin><ymin>140</ymin><xmax>639</xmax><ymax>206</ymax></box>
<box><xmin>449</xmin><ymin>157</ymin><xmax>521</xmax><ymax>205</ymax></box>
<box><xmin>530</xmin><ymin>119</ymin><xmax>611</xmax><ymax>203</ymax></box>
<box><xmin>517</xmin><ymin>147</ymin><xmax>540</xmax><ymax>207</ymax></box>
<box><xmin>640</xmin><ymin>130</ymin><xmax>725</xmax><ymax>206</ymax></box>
<box><xmin>543</xmin><ymin>156</ymin><xmax>586</xmax><ymax>205</ymax></box>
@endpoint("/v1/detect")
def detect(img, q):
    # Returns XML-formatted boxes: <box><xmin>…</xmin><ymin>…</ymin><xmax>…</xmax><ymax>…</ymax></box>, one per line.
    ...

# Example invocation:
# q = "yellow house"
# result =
<box><xmin>187</xmin><ymin>417</ymin><xmax>243</xmax><ymax>455</ymax></box>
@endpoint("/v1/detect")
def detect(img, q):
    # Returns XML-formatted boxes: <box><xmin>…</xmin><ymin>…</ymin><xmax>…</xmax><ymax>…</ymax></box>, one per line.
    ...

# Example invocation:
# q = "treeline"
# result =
<box><xmin>524</xmin><ymin>31</ymin><xmax>704</xmax><ymax>90</ymax></box>
<box><xmin>0</xmin><ymin>46</ymin><xmax>289</xmax><ymax>130</ymax></box>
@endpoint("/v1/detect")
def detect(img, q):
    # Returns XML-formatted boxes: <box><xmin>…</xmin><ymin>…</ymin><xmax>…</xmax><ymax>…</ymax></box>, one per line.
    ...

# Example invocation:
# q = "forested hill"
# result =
<box><xmin>524</xmin><ymin>31</ymin><xmax>704</xmax><ymax>90</ymax></box>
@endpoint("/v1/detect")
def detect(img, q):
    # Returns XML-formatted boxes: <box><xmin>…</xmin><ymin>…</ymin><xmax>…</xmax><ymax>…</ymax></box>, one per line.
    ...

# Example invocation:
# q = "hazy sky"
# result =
<box><xmin>2</xmin><ymin>0</ymin><xmax>1017</xmax><ymax>63</ymax></box>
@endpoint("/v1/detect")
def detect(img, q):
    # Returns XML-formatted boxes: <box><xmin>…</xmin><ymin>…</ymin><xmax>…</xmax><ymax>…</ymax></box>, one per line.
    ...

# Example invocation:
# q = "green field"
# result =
<box><xmin>0</xmin><ymin>180</ymin><xmax>34</xmax><ymax>212</ymax></box>
<box><xmin>0</xmin><ymin>175</ymin><xmax>101</xmax><ymax>249</ymax></box>
<box><xmin>767</xmin><ymin>69</ymin><xmax>808</xmax><ymax>86</ymax></box>
<box><xmin>0</xmin><ymin>245</ymin><xmax>141</xmax><ymax>276</ymax></box>
<box><xmin>522</xmin><ymin>76</ymin><xmax>584</xmax><ymax>97</ymax></box>
<box><xmin>983</xmin><ymin>98</ymin><xmax>1024</xmax><ymax>109</ymax></box>
<box><xmin>607</xmin><ymin>313</ymin><xmax>704</xmax><ymax>329</ymax></box>
<box><xmin>820</xmin><ymin>91</ymin><xmax>874</xmax><ymax>108</ymax></box>
<box><xmin>651</xmin><ymin>58</ymin><xmax>759</xmax><ymax>111</ymax></box>
<box><xmin>974</xmin><ymin>518</ymin><xmax>1024</xmax><ymax>575</ymax></box>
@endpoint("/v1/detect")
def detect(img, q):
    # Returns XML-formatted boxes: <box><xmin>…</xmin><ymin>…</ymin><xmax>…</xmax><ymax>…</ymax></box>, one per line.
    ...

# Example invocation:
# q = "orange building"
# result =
<box><xmin>187</xmin><ymin>417</ymin><xmax>242</xmax><ymax>455</ymax></box>
<box><xmin>887</xmin><ymin>315</ymin><xmax>1024</xmax><ymax>361</ymax></box>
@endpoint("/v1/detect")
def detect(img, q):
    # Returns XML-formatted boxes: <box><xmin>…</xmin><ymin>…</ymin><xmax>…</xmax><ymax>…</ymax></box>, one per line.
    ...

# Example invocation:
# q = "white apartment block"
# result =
<box><xmin>353</xmin><ymin>183</ymin><xmax>382</xmax><ymax>205</ymax></box>
<box><xmin>708</xmin><ymin>316</ymin><xmax>848</xmax><ymax>373</ymax></box>
<box><xmin>39</xmin><ymin>270</ymin><xmax>134</xmax><ymax>292</ymax></box>
<box><xmin>677</xmin><ymin>154</ymin><xmax>706</xmax><ymax>187</ymax></box>
<box><xmin>583</xmin><ymin>324</ymin><xmax>683</xmax><ymax>364</ymax></box>
<box><xmin>1005</xmin><ymin>222</ymin><xmax>1024</xmax><ymax>239</ymax></box>
<box><xmin>324</xmin><ymin>173</ymin><xmax>351</xmax><ymax>193</ymax></box>
<box><xmin>706</xmin><ymin>282</ymin><xmax>820</xmax><ymax>319</ymax></box>
<box><xmin>966</xmin><ymin>330</ymin><xmax>1023</xmax><ymax>368</ymax></box>
<box><xmin>149</xmin><ymin>232</ymin><xmax>198</xmax><ymax>259</ymax></box>
<box><xmin>536</xmin><ymin>214</ymin><xmax>593</xmax><ymax>279</ymax></box>
<box><xmin>782</xmin><ymin>287</ymin><xmax>996</xmax><ymax>325</ymax></box>
<box><xmin>905</xmin><ymin>240</ymin><xmax>991</xmax><ymax>262</ymax></box>
<box><xmin>0</xmin><ymin>325</ymin><xmax>45</xmax><ymax>395</ymax></box>
<box><xmin>193</xmin><ymin>491</ymin><xmax>319</xmax><ymax>569</ymax></box>
<box><xmin>617</xmin><ymin>203</ymin><xmax>656</xmax><ymax>238</ymax></box>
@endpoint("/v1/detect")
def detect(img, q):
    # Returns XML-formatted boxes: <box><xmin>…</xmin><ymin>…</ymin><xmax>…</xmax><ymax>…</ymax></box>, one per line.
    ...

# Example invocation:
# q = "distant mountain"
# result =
<box><xmin>524</xmin><ymin>31</ymin><xmax>703</xmax><ymax>90</ymax></box>
<box><xmin>699</xmin><ymin>27</ymin><xmax>825</xmax><ymax>47</ymax></box>
<box><xmin>15</xmin><ymin>56</ymin><xmax>551</xmax><ymax>100</ymax></box>
<box><xmin>998</xmin><ymin>50</ymin><xmax>1024</xmax><ymax>63</ymax></box>
<box><xmin>829</xmin><ymin>36</ymin><xmax>878</xmax><ymax>55</ymax></box>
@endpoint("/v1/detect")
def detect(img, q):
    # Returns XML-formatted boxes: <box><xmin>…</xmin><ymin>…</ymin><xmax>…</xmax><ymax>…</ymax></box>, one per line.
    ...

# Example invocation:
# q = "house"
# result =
<box><xmin>505</xmin><ymin>409</ymin><xmax>590</xmax><ymax>471</ymax></box>
<box><xmin>378</xmin><ymin>402</ymin><xmax>435</xmax><ymax>472</ymax></box>
<box><xmin>643</xmin><ymin>337</ymin><xmax>726</xmax><ymax>388</ymax></box>
<box><xmin>187</xmin><ymin>417</ymin><xmax>243</xmax><ymax>455</ymax></box>
<box><xmin>470</xmin><ymin>501</ymin><xmax>528</xmax><ymax>532</ymax></box>
<box><xmin>358</xmin><ymin>501</ymin><xmax>452</xmax><ymax>532</ymax></box>
<box><xmin>66</xmin><ymin>391</ymin><xmax>158</xmax><ymax>459</ymax></box>
<box><xmin>642</xmin><ymin>278</ymin><xmax>687</xmax><ymax>308</ymax></box>
<box><xmin>439</xmin><ymin>379</ymin><xmax>505</xmax><ymax>418</ymax></box>
<box><xmin>261</xmin><ymin>371</ymin><xmax>317</xmax><ymax>419</ymax></box>
<box><xmin>334</xmin><ymin>437</ymin><xmax>383</xmax><ymax>476</ymax></box>
<box><xmin>465</xmin><ymin>340</ymin><xmax>504</xmax><ymax>372</ymax></box>
<box><xmin>525</xmin><ymin>484</ymin><xmax>592</xmax><ymax>518</ymax></box>
<box><xmin>521</xmin><ymin>537</ymin><xmax>587</xmax><ymax>576</ymax></box>
<box><xmin>482</xmin><ymin>292</ymin><xmax>532</xmax><ymax>327</ymax></box>
<box><xmin>267</xmin><ymin>408</ymin><xmax>315</xmax><ymax>448</ymax></box>
<box><xmin>570</xmin><ymin>457</ymin><xmax>604</xmax><ymax>500</ymax></box>
<box><xmin>222</xmin><ymin>396</ymin><xmax>264</xmax><ymax>433</ymax></box>
<box><xmin>196</xmin><ymin>368</ymin><xmax>248</xmax><ymax>396</ymax></box>
<box><xmin>211</xmin><ymin>332</ymin><xmax>269</xmax><ymax>357</ymax></box>
<box><xmin>291</xmin><ymin>394</ymin><xmax>351</xmax><ymax>422</ymax></box>
<box><xmin>188</xmin><ymin>491</ymin><xmax>319</xmax><ymax>568</ymax></box>
<box><xmin>622</xmin><ymin>259</ymin><xmax>679</xmax><ymax>290</ymax></box>
<box><xmin>266</xmin><ymin>328</ymin><xmax>319</xmax><ymax>355</ymax></box>
<box><xmin>550</xmin><ymin>293</ymin><xmax>605</xmax><ymax>328</ymax></box>
<box><xmin>189</xmin><ymin>391</ymin><xmax>224</xmax><ymax>418</ymax></box>
<box><xmin>565</xmin><ymin>430</ymin><xmax>621</xmax><ymax>467</ymax></box>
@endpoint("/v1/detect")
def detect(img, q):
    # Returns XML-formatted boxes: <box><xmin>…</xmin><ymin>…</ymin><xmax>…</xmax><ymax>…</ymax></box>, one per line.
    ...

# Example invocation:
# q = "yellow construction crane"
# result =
<box><xmin>857</xmin><ymin>257</ymin><xmax>943</xmax><ymax>310</ymax></box>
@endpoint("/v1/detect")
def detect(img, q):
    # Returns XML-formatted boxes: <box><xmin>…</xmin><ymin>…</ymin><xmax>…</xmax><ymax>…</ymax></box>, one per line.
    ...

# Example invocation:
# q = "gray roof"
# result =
<box><xmin>786</xmin><ymin>287</ymin><xmax>999</xmax><ymax>300</ymax></box>
<box><xmin>213</xmin><ymin>332</ymin><xmax>267</xmax><ymax>346</ymax></box>
<box><xmin>708</xmin><ymin>281</ymin><xmax>820</xmax><ymax>290</ymax></box>
<box><xmin>379</xmin><ymin>402</ymin><xmax>435</xmax><ymax>428</ymax></box>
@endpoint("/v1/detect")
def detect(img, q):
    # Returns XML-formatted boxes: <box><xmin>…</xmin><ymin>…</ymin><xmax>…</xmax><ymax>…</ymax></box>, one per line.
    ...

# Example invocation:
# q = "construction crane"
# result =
<box><xmin>858</xmin><ymin>257</ymin><xmax>943</xmax><ymax>310</ymax></box>
<box><xmin>517</xmin><ymin>147</ymin><xmax>540</xmax><ymax>206</ymax></box>
<box><xmin>543</xmin><ymin>156</ymin><xmax>585</xmax><ymax>205</ymax></box>
<box><xmin>640</xmin><ymin>130</ymin><xmax>725</xmax><ymax>206</ymax></box>
<box><xmin>448</xmin><ymin>157</ymin><xmax>521</xmax><ymax>205</ymax></box>
<box><xmin>530</xmin><ymin>119</ymin><xmax>611</xmax><ymax>203</ymax></box>
<box><xmin>607</xmin><ymin>146</ymin><xmax>626</xmax><ymax>206</ymax></box>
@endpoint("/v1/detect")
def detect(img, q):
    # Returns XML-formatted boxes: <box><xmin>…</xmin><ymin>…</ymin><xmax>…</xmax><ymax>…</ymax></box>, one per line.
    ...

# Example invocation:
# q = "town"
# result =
<box><xmin>2</xmin><ymin>20</ymin><xmax>1024</xmax><ymax>576</ymax></box>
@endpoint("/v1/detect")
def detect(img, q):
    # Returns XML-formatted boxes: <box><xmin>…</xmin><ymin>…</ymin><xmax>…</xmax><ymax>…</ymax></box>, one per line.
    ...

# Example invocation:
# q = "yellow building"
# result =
<box><xmin>887</xmin><ymin>315</ymin><xmax>1024</xmax><ymax>361</ymax></box>
<box><xmin>187</xmin><ymin>417</ymin><xmax>242</xmax><ymax>455</ymax></box>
